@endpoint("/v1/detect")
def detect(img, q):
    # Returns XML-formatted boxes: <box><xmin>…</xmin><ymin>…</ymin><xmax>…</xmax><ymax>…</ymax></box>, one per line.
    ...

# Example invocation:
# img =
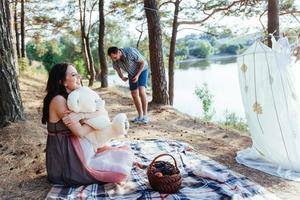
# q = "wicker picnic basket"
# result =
<box><xmin>147</xmin><ymin>153</ymin><xmax>182</xmax><ymax>194</ymax></box>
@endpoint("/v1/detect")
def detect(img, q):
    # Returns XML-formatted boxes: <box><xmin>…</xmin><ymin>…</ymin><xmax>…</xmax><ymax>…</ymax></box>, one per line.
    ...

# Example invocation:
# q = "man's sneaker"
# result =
<box><xmin>140</xmin><ymin>116</ymin><xmax>149</xmax><ymax>124</ymax></box>
<box><xmin>130</xmin><ymin>116</ymin><xmax>143</xmax><ymax>124</ymax></box>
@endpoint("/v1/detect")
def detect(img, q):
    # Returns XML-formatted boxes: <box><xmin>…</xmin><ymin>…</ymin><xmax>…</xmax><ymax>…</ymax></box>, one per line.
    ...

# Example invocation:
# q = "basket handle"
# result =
<box><xmin>149</xmin><ymin>153</ymin><xmax>178</xmax><ymax>170</ymax></box>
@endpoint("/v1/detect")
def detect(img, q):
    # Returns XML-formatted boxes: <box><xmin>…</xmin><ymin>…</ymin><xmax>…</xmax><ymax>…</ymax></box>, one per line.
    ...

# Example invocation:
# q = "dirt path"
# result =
<box><xmin>0</xmin><ymin>74</ymin><xmax>299</xmax><ymax>199</ymax></box>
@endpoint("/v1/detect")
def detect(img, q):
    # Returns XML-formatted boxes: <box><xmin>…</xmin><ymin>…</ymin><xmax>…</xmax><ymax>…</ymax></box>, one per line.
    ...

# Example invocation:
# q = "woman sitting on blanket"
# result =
<box><xmin>42</xmin><ymin>63</ymin><xmax>103</xmax><ymax>185</ymax></box>
<box><xmin>42</xmin><ymin>63</ymin><xmax>133</xmax><ymax>186</ymax></box>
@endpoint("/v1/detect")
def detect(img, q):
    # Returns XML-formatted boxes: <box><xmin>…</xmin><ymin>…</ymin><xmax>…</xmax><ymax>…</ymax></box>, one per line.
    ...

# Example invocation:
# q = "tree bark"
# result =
<box><xmin>86</xmin><ymin>36</ymin><xmax>95</xmax><ymax>86</ymax></box>
<box><xmin>14</xmin><ymin>0</ymin><xmax>20</xmax><ymax>59</ymax></box>
<box><xmin>79</xmin><ymin>0</ymin><xmax>95</xmax><ymax>86</ymax></box>
<box><xmin>268</xmin><ymin>0</ymin><xmax>279</xmax><ymax>47</ymax></box>
<box><xmin>20</xmin><ymin>0</ymin><xmax>25</xmax><ymax>57</ymax></box>
<box><xmin>98</xmin><ymin>0</ymin><xmax>108</xmax><ymax>88</ymax></box>
<box><xmin>144</xmin><ymin>0</ymin><xmax>169</xmax><ymax>105</ymax></box>
<box><xmin>0</xmin><ymin>0</ymin><xmax>25</xmax><ymax>128</ymax></box>
<box><xmin>168</xmin><ymin>0</ymin><xmax>180</xmax><ymax>105</ymax></box>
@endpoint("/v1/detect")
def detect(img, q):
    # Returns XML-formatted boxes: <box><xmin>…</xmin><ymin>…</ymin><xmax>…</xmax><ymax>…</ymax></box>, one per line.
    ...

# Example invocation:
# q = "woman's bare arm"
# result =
<box><xmin>50</xmin><ymin>95</ymin><xmax>94</xmax><ymax>137</ymax></box>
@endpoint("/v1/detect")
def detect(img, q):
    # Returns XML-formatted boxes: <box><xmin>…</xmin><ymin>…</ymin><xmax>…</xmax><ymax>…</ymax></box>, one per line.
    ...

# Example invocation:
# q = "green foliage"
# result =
<box><xmin>24</xmin><ymin>0</ymin><xmax>76</xmax><ymax>39</ymax></box>
<box><xmin>175</xmin><ymin>41</ymin><xmax>189</xmax><ymax>62</ymax></box>
<box><xmin>281</xmin><ymin>0</ymin><xmax>296</xmax><ymax>10</ymax></box>
<box><xmin>179</xmin><ymin>60</ymin><xmax>211</xmax><ymax>70</ymax></box>
<box><xmin>217</xmin><ymin>29</ymin><xmax>233</xmax><ymax>39</ymax></box>
<box><xmin>26</xmin><ymin>39</ymin><xmax>61</xmax><ymax>71</ymax></box>
<box><xmin>18</xmin><ymin>57</ymin><xmax>30</xmax><ymax>72</ymax></box>
<box><xmin>40</xmin><ymin>39</ymin><xmax>63</xmax><ymax>72</ymax></box>
<box><xmin>219</xmin><ymin>43</ymin><xmax>240</xmax><ymax>55</ymax></box>
<box><xmin>189</xmin><ymin>40</ymin><xmax>213</xmax><ymax>58</ymax></box>
<box><xmin>25</xmin><ymin>35</ymin><xmax>88</xmax><ymax>76</ymax></box>
<box><xmin>195</xmin><ymin>83</ymin><xmax>215</xmax><ymax>121</ymax></box>
<box><xmin>222</xmin><ymin>110</ymin><xmax>248</xmax><ymax>132</ymax></box>
<box><xmin>175</xmin><ymin>44</ymin><xmax>188</xmax><ymax>58</ymax></box>
<box><xmin>26</xmin><ymin>41</ymin><xmax>40</xmax><ymax>62</ymax></box>
<box><xmin>73</xmin><ymin>59</ymin><xmax>87</xmax><ymax>78</ymax></box>
<box><xmin>175</xmin><ymin>30</ymin><xmax>259</xmax><ymax>60</ymax></box>
<box><xmin>59</xmin><ymin>36</ymin><xmax>81</xmax><ymax>62</ymax></box>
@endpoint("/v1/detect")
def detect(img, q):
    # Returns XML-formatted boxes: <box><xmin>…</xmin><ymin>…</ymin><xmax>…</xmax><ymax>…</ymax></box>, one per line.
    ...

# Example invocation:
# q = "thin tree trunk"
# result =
<box><xmin>136</xmin><ymin>30</ymin><xmax>142</xmax><ymax>49</ymax></box>
<box><xmin>86</xmin><ymin>36</ymin><xmax>95</xmax><ymax>86</ymax></box>
<box><xmin>136</xmin><ymin>21</ymin><xmax>145</xmax><ymax>49</ymax></box>
<box><xmin>268</xmin><ymin>0</ymin><xmax>279</xmax><ymax>47</ymax></box>
<box><xmin>81</xmin><ymin>37</ymin><xmax>91</xmax><ymax>74</ymax></box>
<box><xmin>20</xmin><ymin>0</ymin><xmax>25</xmax><ymax>57</ymax></box>
<box><xmin>79</xmin><ymin>0</ymin><xmax>90</xmax><ymax>73</ymax></box>
<box><xmin>79</xmin><ymin>0</ymin><xmax>94</xmax><ymax>86</ymax></box>
<box><xmin>14</xmin><ymin>0</ymin><xmax>20</xmax><ymax>59</ymax></box>
<box><xmin>144</xmin><ymin>0</ymin><xmax>169</xmax><ymax>105</ymax></box>
<box><xmin>0</xmin><ymin>0</ymin><xmax>25</xmax><ymax>128</ymax></box>
<box><xmin>10</xmin><ymin>0</ymin><xmax>19</xmax><ymax>74</ymax></box>
<box><xmin>98</xmin><ymin>0</ymin><xmax>108</xmax><ymax>88</ymax></box>
<box><xmin>168</xmin><ymin>0</ymin><xmax>180</xmax><ymax>106</ymax></box>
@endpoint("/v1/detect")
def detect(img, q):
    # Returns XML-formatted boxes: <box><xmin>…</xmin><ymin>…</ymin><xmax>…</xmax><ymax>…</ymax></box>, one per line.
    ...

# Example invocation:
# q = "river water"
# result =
<box><xmin>108</xmin><ymin>57</ymin><xmax>300</xmax><ymax>122</ymax></box>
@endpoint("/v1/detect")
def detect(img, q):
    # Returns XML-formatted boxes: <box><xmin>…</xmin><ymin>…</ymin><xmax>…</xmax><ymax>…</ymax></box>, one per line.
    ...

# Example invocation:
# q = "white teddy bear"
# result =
<box><xmin>67</xmin><ymin>86</ymin><xmax>129</xmax><ymax>151</ymax></box>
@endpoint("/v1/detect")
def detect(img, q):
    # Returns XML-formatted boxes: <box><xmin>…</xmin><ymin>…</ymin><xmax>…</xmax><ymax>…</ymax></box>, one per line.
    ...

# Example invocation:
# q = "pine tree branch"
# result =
<box><xmin>178</xmin><ymin>0</ymin><xmax>242</xmax><ymax>25</ymax></box>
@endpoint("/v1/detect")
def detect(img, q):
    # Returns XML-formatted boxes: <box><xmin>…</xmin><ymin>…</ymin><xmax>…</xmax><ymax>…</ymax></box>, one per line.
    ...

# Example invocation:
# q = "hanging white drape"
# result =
<box><xmin>236</xmin><ymin>36</ymin><xmax>300</xmax><ymax>181</ymax></box>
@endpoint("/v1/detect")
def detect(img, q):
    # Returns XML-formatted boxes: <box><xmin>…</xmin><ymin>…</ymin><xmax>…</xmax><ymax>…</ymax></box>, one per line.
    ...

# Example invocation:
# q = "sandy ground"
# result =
<box><xmin>0</xmin><ymin>73</ymin><xmax>300</xmax><ymax>199</ymax></box>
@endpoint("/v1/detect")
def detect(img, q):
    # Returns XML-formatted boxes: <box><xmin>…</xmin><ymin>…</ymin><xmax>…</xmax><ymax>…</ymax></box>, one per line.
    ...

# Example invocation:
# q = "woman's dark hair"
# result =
<box><xmin>42</xmin><ymin>63</ymin><xmax>71</xmax><ymax>124</ymax></box>
<box><xmin>107</xmin><ymin>46</ymin><xmax>119</xmax><ymax>55</ymax></box>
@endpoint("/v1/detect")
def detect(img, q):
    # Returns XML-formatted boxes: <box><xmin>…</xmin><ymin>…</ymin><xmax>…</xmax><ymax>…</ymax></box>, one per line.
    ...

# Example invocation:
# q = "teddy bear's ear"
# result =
<box><xmin>67</xmin><ymin>90</ymin><xmax>81</xmax><ymax>112</ymax></box>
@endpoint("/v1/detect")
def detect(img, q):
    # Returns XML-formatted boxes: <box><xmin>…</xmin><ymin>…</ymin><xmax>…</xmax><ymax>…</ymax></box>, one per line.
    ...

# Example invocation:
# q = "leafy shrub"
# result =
<box><xmin>195</xmin><ymin>83</ymin><xmax>215</xmax><ymax>121</ymax></box>
<box><xmin>189</xmin><ymin>41</ymin><xmax>213</xmax><ymax>58</ymax></box>
<box><xmin>18</xmin><ymin>57</ymin><xmax>30</xmax><ymax>72</ymax></box>
<box><xmin>219</xmin><ymin>43</ymin><xmax>240</xmax><ymax>55</ymax></box>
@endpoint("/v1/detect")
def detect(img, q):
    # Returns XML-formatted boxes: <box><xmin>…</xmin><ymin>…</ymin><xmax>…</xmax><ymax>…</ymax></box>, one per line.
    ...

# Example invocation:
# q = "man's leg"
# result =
<box><xmin>131</xmin><ymin>89</ymin><xmax>143</xmax><ymax>118</ymax></box>
<box><xmin>138</xmin><ymin>86</ymin><xmax>148</xmax><ymax>117</ymax></box>
<box><xmin>136</xmin><ymin>69</ymin><xmax>149</xmax><ymax>124</ymax></box>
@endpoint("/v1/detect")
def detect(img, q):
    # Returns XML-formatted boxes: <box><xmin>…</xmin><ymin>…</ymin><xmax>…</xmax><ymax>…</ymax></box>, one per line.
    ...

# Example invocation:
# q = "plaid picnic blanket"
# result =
<box><xmin>46</xmin><ymin>139</ymin><xmax>279</xmax><ymax>200</ymax></box>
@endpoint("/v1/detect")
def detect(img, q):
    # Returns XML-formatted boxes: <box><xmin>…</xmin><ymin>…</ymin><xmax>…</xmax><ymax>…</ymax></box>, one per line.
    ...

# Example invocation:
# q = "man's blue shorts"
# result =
<box><xmin>129</xmin><ymin>68</ymin><xmax>148</xmax><ymax>91</ymax></box>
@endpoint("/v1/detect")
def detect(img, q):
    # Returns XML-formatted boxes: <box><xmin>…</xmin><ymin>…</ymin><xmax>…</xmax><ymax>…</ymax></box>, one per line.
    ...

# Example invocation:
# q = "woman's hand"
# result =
<box><xmin>62</xmin><ymin>111</ymin><xmax>83</xmax><ymax>126</ymax></box>
<box><xmin>80</xmin><ymin>118</ymin><xmax>88</xmax><ymax>125</ymax></box>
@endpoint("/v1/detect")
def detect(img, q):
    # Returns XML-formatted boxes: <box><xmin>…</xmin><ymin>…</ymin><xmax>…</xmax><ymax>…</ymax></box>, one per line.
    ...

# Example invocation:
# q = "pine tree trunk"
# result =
<box><xmin>14</xmin><ymin>0</ymin><xmax>20</xmax><ymax>59</ymax></box>
<box><xmin>79</xmin><ymin>0</ymin><xmax>94</xmax><ymax>86</ymax></box>
<box><xmin>20</xmin><ymin>0</ymin><xmax>25</xmax><ymax>57</ymax></box>
<box><xmin>0</xmin><ymin>0</ymin><xmax>25</xmax><ymax>128</ymax></box>
<box><xmin>98</xmin><ymin>0</ymin><xmax>108</xmax><ymax>88</ymax></box>
<box><xmin>168</xmin><ymin>0</ymin><xmax>180</xmax><ymax>106</ymax></box>
<box><xmin>268</xmin><ymin>0</ymin><xmax>279</xmax><ymax>47</ymax></box>
<box><xmin>144</xmin><ymin>0</ymin><xmax>169</xmax><ymax>105</ymax></box>
<box><xmin>86</xmin><ymin>36</ymin><xmax>95</xmax><ymax>86</ymax></box>
<box><xmin>81</xmin><ymin>37</ymin><xmax>91</xmax><ymax>73</ymax></box>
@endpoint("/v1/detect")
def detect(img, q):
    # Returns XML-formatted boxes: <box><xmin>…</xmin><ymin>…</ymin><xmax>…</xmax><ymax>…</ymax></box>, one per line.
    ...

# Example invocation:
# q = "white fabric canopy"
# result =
<box><xmin>236</xmin><ymin>37</ymin><xmax>300</xmax><ymax>181</ymax></box>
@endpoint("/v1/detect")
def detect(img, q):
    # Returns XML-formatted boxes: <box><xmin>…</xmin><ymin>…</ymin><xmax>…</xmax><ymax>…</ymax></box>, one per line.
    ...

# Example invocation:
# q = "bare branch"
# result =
<box><xmin>88</xmin><ymin>20</ymin><xmax>99</xmax><ymax>36</ymax></box>
<box><xmin>83</xmin><ymin>0</ymin><xmax>87</xmax><ymax>32</ymax></box>
<box><xmin>79</xmin><ymin>0</ymin><xmax>84</xmax><ymax>34</ymax></box>
<box><xmin>277</xmin><ymin>9</ymin><xmax>300</xmax><ymax>24</ymax></box>
<box><xmin>159</xmin><ymin>0</ymin><xmax>174</xmax><ymax>9</ymax></box>
<box><xmin>25</xmin><ymin>27</ymin><xmax>53</xmax><ymax>32</ymax></box>
<box><xmin>87</xmin><ymin>0</ymin><xmax>98</xmax><ymax>36</ymax></box>
<box><xmin>291</xmin><ymin>13</ymin><xmax>300</xmax><ymax>24</ymax></box>
<box><xmin>178</xmin><ymin>0</ymin><xmax>242</xmax><ymax>25</ymax></box>
<box><xmin>280</xmin><ymin>10</ymin><xmax>300</xmax><ymax>16</ymax></box>
<box><xmin>104</xmin><ymin>9</ymin><xmax>115</xmax><ymax>16</ymax></box>
<box><xmin>177</xmin><ymin>27</ymin><xmax>218</xmax><ymax>36</ymax></box>
<box><xmin>259</xmin><ymin>9</ymin><xmax>267</xmax><ymax>34</ymax></box>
